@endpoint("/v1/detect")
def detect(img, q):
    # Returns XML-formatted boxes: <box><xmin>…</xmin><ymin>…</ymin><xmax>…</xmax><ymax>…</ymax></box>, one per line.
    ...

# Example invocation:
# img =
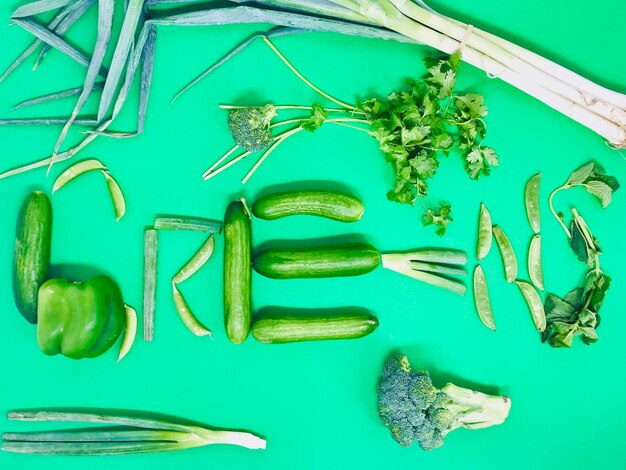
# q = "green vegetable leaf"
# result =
<box><xmin>422</xmin><ymin>202</ymin><xmax>452</xmax><ymax>236</ymax></box>
<box><xmin>565</xmin><ymin>162</ymin><xmax>595</xmax><ymax>186</ymax></box>
<box><xmin>585</xmin><ymin>180</ymin><xmax>614</xmax><ymax>207</ymax></box>
<box><xmin>300</xmin><ymin>104</ymin><xmax>327</xmax><ymax>132</ymax></box>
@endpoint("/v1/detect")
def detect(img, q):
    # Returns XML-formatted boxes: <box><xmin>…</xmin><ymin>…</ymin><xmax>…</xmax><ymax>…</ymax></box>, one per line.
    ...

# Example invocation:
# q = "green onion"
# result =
<box><xmin>143</xmin><ymin>228</ymin><xmax>158</xmax><ymax>342</ymax></box>
<box><xmin>12</xmin><ymin>83</ymin><xmax>104</xmax><ymax>111</ymax></box>
<box><xmin>98</xmin><ymin>0</ymin><xmax>144</xmax><ymax>120</ymax></box>
<box><xmin>154</xmin><ymin>215</ymin><xmax>222</xmax><ymax>233</ymax></box>
<box><xmin>52</xmin><ymin>0</ymin><xmax>114</xmax><ymax>158</ymax></box>
<box><xmin>381</xmin><ymin>249</ymin><xmax>467</xmax><ymax>295</ymax></box>
<box><xmin>2</xmin><ymin>410</ymin><xmax>267</xmax><ymax>456</ymax></box>
<box><xmin>0</xmin><ymin>117</ymin><xmax>97</xmax><ymax>126</ymax></box>
<box><xmin>12</xmin><ymin>18</ymin><xmax>108</xmax><ymax>78</ymax></box>
<box><xmin>11</xmin><ymin>0</ymin><xmax>73</xmax><ymax>19</ymax></box>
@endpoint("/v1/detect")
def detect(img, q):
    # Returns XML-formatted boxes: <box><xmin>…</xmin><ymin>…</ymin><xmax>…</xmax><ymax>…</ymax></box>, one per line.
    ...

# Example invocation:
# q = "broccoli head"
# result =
<box><xmin>378</xmin><ymin>354</ymin><xmax>511</xmax><ymax>451</ymax></box>
<box><xmin>227</xmin><ymin>105</ymin><xmax>277</xmax><ymax>152</ymax></box>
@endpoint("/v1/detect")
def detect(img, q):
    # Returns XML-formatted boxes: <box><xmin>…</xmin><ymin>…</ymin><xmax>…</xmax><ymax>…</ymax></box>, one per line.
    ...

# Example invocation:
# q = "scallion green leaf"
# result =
<box><xmin>143</xmin><ymin>228</ymin><xmax>158</xmax><ymax>342</ymax></box>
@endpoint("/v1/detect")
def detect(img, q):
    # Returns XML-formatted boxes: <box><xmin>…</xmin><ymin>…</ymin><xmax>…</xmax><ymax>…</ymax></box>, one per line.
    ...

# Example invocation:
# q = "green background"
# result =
<box><xmin>1</xmin><ymin>0</ymin><xmax>625</xmax><ymax>468</ymax></box>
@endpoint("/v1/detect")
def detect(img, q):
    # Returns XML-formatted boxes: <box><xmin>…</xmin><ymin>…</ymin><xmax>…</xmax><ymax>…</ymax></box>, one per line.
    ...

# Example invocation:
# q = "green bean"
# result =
<box><xmin>525</xmin><ymin>173</ymin><xmax>541</xmax><ymax>233</ymax></box>
<box><xmin>492</xmin><ymin>225</ymin><xmax>518</xmax><ymax>283</ymax></box>
<box><xmin>473</xmin><ymin>265</ymin><xmax>495</xmax><ymax>331</ymax></box>
<box><xmin>528</xmin><ymin>234</ymin><xmax>544</xmax><ymax>291</ymax></box>
<box><xmin>516</xmin><ymin>281</ymin><xmax>546</xmax><ymax>332</ymax></box>
<box><xmin>476</xmin><ymin>202</ymin><xmax>492</xmax><ymax>260</ymax></box>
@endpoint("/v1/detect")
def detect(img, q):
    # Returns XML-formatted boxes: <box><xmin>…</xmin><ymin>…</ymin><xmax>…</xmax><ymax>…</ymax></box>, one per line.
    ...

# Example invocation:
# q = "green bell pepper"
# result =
<box><xmin>37</xmin><ymin>276</ymin><xmax>125</xmax><ymax>360</ymax></box>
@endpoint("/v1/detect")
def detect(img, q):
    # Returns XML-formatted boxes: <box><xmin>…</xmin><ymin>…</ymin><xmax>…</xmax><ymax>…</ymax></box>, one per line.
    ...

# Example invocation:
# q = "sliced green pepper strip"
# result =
<box><xmin>37</xmin><ymin>275</ymin><xmax>125</xmax><ymax>359</ymax></box>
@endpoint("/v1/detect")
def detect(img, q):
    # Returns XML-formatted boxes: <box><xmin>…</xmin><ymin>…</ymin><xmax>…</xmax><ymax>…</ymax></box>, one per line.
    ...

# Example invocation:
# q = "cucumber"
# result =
<box><xmin>223</xmin><ymin>200</ymin><xmax>252</xmax><ymax>344</ymax></box>
<box><xmin>252</xmin><ymin>190</ymin><xmax>364</xmax><ymax>222</ymax></box>
<box><xmin>252</xmin><ymin>312</ymin><xmax>379</xmax><ymax>344</ymax></box>
<box><xmin>13</xmin><ymin>191</ymin><xmax>52</xmax><ymax>324</ymax></box>
<box><xmin>253</xmin><ymin>243</ymin><xmax>380</xmax><ymax>279</ymax></box>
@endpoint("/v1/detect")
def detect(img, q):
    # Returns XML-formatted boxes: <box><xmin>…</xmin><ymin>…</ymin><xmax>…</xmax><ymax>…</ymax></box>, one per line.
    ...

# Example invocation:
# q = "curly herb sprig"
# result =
<box><xmin>205</xmin><ymin>39</ymin><xmax>497</xmax><ymax>236</ymax></box>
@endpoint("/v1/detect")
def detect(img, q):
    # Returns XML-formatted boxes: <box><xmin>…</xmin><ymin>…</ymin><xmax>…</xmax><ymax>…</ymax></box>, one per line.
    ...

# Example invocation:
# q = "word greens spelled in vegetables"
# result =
<box><xmin>378</xmin><ymin>353</ymin><xmax>511</xmax><ymax>451</ymax></box>
<box><xmin>205</xmin><ymin>41</ymin><xmax>496</xmax><ymax>235</ymax></box>
<box><xmin>1</xmin><ymin>410</ymin><xmax>267</xmax><ymax>455</ymax></box>
<box><xmin>543</xmin><ymin>162</ymin><xmax>619</xmax><ymax>347</ymax></box>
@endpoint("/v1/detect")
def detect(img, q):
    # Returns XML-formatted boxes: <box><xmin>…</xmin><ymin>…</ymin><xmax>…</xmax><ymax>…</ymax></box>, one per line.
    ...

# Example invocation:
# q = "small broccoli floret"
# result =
<box><xmin>227</xmin><ymin>105</ymin><xmax>277</xmax><ymax>151</ymax></box>
<box><xmin>377</xmin><ymin>354</ymin><xmax>511</xmax><ymax>451</ymax></box>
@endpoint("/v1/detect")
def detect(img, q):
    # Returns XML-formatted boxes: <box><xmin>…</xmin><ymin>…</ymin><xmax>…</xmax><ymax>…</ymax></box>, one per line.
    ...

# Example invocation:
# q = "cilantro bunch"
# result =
<box><xmin>207</xmin><ymin>45</ymin><xmax>498</xmax><ymax>236</ymax></box>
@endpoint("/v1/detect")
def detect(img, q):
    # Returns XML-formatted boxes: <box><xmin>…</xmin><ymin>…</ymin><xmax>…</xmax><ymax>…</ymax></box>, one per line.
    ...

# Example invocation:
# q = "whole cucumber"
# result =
<box><xmin>252</xmin><ymin>190</ymin><xmax>364</xmax><ymax>222</ymax></box>
<box><xmin>223</xmin><ymin>200</ymin><xmax>252</xmax><ymax>344</ymax></box>
<box><xmin>252</xmin><ymin>312</ymin><xmax>379</xmax><ymax>344</ymax></box>
<box><xmin>253</xmin><ymin>243</ymin><xmax>380</xmax><ymax>279</ymax></box>
<box><xmin>13</xmin><ymin>191</ymin><xmax>52</xmax><ymax>324</ymax></box>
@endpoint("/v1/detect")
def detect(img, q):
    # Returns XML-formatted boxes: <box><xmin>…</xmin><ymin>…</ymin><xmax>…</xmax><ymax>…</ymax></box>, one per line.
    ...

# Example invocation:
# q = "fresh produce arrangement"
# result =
<box><xmin>207</xmin><ymin>45</ymin><xmax>495</xmax><ymax>234</ymax></box>
<box><xmin>2</xmin><ymin>0</ymin><xmax>625</xmax><ymax>464</ymax></box>
<box><xmin>469</xmin><ymin>162</ymin><xmax>618</xmax><ymax>348</ymax></box>
<box><xmin>1</xmin><ymin>410</ymin><xmax>266</xmax><ymax>455</ymax></box>
<box><xmin>378</xmin><ymin>354</ymin><xmax>511</xmax><ymax>450</ymax></box>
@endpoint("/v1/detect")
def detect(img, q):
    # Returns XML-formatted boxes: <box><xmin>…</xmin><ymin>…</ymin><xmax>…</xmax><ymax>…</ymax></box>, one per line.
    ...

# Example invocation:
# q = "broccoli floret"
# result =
<box><xmin>377</xmin><ymin>354</ymin><xmax>511</xmax><ymax>451</ymax></box>
<box><xmin>227</xmin><ymin>105</ymin><xmax>277</xmax><ymax>151</ymax></box>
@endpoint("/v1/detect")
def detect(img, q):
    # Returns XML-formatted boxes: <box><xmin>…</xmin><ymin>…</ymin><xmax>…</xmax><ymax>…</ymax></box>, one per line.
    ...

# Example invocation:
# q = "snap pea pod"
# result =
<box><xmin>171</xmin><ymin>235</ymin><xmax>215</xmax><ymax>337</ymax></box>
<box><xmin>117</xmin><ymin>305</ymin><xmax>137</xmax><ymax>362</ymax></box>
<box><xmin>528</xmin><ymin>234</ymin><xmax>544</xmax><ymax>291</ymax></box>
<box><xmin>492</xmin><ymin>225</ymin><xmax>518</xmax><ymax>283</ymax></box>
<box><xmin>52</xmin><ymin>159</ymin><xmax>105</xmax><ymax>192</ymax></box>
<box><xmin>516</xmin><ymin>281</ymin><xmax>546</xmax><ymax>332</ymax></box>
<box><xmin>525</xmin><ymin>173</ymin><xmax>541</xmax><ymax>234</ymax></box>
<box><xmin>473</xmin><ymin>265</ymin><xmax>495</xmax><ymax>331</ymax></box>
<box><xmin>476</xmin><ymin>203</ymin><xmax>492</xmax><ymax>260</ymax></box>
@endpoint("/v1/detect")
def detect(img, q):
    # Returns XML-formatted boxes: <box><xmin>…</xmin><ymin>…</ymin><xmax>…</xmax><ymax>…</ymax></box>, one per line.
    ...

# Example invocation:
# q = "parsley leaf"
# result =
<box><xmin>358</xmin><ymin>54</ymin><xmax>496</xmax><ymax>235</ymax></box>
<box><xmin>421</xmin><ymin>202</ymin><xmax>453</xmax><ymax>236</ymax></box>
<box><xmin>300</xmin><ymin>104</ymin><xmax>328</xmax><ymax>132</ymax></box>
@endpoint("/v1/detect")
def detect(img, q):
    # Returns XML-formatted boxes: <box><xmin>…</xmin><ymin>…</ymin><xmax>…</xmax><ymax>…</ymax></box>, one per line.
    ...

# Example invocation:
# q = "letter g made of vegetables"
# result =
<box><xmin>37</xmin><ymin>276</ymin><xmax>125</xmax><ymax>360</ymax></box>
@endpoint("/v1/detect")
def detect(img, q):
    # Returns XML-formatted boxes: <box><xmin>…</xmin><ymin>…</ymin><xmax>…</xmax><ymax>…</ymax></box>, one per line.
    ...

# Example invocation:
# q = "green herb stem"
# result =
<box><xmin>262</xmin><ymin>36</ymin><xmax>357</xmax><ymax>111</ymax></box>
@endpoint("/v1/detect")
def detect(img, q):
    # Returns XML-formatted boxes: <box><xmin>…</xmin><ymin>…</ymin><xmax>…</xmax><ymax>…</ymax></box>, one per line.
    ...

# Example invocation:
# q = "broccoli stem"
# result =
<box><xmin>441</xmin><ymin>383</ymin><xmax>511</xmax><ymax>431</ymax></box>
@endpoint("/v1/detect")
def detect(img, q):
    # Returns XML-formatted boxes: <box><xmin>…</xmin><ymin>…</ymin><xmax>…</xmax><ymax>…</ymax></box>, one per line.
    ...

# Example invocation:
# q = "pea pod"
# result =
<box><xmin>492</xmin><ymin>225</ymin><xmax>518</xmax><ymax>283</ymax></box>
<box><xmin>473</xmin><ymin>265</ymin><xmax>495</xmax><ymax>331</ymax></box>
<box><xmin>476</xmin><ymin>202</ymin><xmax>492</xmax><ymax>260</ymax></box>
<box><xmin>528</xmin><ymin>234</ymin><xmax>544</xmax><ymax>291</ymax></box>
<box><xmin>516</xmin><ymin>281</ymin><xmax>546</xmax><ymax>332</ymax></box>
<box><xmin>525</xmin><ymin>173</ymin><xmax>541</xmax><ymax>233</ymax></box>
